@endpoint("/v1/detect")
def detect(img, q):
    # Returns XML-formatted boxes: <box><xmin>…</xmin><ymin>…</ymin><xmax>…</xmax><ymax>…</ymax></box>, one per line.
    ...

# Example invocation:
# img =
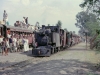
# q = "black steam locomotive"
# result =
<box><xmin>32</xmin><ymin>25</ymin><xmax>80</xmax><ymax>56</ymax></box>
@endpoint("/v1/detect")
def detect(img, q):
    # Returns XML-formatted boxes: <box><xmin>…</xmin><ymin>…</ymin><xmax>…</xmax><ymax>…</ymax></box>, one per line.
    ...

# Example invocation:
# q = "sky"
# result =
<box><xmin>0</xmin><ymin>0</ymin><xmax>83</xmax><ymax>34</ymax></box>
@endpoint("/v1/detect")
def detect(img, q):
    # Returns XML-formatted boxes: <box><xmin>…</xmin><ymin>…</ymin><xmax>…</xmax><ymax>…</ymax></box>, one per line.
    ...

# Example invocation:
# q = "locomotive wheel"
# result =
<box><xmin>48</xmin><ymin>50</ymin><xmax>51</xmax><ymax>57</ymax></box>
<box><xmin>51</xmin><ymin>48</ymin><xmax>54</xmax><ymax>54</ymax></box>
<box><xmin>56</xmin><ymin>47</ymin><xmax>59</xmax><ymax>52</ymax></box>
<box><xmin>54</xmin><ymin>48</ymin><xmax>56</xmax><ymax>53</ymax></box>
<box><xmin>56</xmin><ymin>48</ymin><xmax>58</xmax><ymax>52</ymax></box>
<box><xmin>32</xmin><ymin>48</ymin><xmax>34</xmax><ymax>55</ymax></box>
<box><xmin>58</xmin><ymin>47</ymin><xmax>61</xmax><ymax>51</ymax></box>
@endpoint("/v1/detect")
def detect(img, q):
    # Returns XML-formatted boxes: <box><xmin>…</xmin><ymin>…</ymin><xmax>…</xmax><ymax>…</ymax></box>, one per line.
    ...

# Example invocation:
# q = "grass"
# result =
<box><xmin>87</xmin><ymin>73</ymin><xmax>98</xmax><ymax>75</ymax></box>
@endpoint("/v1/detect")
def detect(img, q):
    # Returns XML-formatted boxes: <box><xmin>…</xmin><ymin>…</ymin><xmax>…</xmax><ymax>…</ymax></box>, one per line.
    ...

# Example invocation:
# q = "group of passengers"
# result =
<box><xmin>14</xmin><ymin>17</ymin><xmax>28</xmax><ymax>28</ymax></box>
<box><xmin>0</xmin><ymin>35</ymin><xmax>29</xmax><ymax>56</ymax></box>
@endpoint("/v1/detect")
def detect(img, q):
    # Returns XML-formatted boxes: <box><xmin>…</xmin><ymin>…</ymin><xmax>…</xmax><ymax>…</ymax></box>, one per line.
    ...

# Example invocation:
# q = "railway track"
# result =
<box><xmin>0</xmin><ymin>57</ymin><xmax>42</xmax><ymax>71</ymax></box>
<box><xmin>0</xmin><ymin>50</ymin><xmax>65</xmax><ymax>73</ymax></box>
<box><xmin>0</xmin><ymin>54</ymin><xmax>59</xmax><ymax>75</ymax></box>
<box><xmin>0</xmin><ymin>45</ymin><xmax>82</xmax><ymax>75</ymax></box>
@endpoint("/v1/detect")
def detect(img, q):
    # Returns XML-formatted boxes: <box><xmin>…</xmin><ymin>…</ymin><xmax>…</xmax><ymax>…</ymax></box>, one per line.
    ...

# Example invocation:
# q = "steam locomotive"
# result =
<box><xmin>32</xmin><ymin>25</ymin><xmax>81</xmax><ymax>56</ymax></box>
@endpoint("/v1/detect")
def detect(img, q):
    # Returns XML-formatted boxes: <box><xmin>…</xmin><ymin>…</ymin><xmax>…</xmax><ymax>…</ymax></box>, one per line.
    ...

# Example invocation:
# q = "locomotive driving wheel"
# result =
<box><xmin>51</xmin><ymin>47</ymin><xmax>54</xmax><ymax>54</ymax></box>
<box><xmin>58</xmin><ymin>47</ymin><xmax>60</xmax><ymax>52</ymax></box>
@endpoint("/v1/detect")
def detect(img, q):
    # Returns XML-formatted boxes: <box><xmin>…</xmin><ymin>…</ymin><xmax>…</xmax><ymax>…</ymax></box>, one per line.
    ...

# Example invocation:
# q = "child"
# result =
<box><xmin>6</xmin><ymin>38</ymin><xmax>10</xmax><ymax>55</ymax></box>
<box><xmin>2</xmin><ymin>38</ymin><xmax>7</xmax><ymax>56</ymax></box>
<box><xmin>16</xmin><ymin>38</ymin><xmax>20</xmax><ymax>52</ymax></box>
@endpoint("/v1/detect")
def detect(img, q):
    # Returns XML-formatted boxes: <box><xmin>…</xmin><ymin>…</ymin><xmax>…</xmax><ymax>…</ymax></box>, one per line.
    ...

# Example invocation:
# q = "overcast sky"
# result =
<box><xmin>0</xmin><ymin>0</ymin><xmax>83</xmax><ymax>34</ymax></box>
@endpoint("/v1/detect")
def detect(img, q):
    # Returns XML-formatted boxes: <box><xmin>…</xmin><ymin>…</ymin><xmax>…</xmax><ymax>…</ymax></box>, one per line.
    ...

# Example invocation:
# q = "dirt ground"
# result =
<box><xmin>0</xmin><ymin>42</ymin><xmax>100</xmax><ymax>75</ymax></box>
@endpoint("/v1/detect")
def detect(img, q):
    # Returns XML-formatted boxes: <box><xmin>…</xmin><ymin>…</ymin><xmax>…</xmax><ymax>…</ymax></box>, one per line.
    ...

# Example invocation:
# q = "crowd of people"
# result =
<box><xmin>0</xmin><ymin>10</ymin><xmax>36</xmax><ymax>56</ymax></box>
<box><xmin>3</xmin><ymin>10</ymin><xmax>29</xmax><ymax>28</ymax></box>
<box><xmin>0</xmin><ymin>35</ymin><xmax>29</xmax><ymax>56</ymax></box>
<box><xmin>1</xmin><ymin>10</ymin><xmax>39</xmax><ymax>31</ymax></box>
<box><xmin>14</xmin><ymin>17</ymin><xmax>29</xmax><ymax>28</ymax></box>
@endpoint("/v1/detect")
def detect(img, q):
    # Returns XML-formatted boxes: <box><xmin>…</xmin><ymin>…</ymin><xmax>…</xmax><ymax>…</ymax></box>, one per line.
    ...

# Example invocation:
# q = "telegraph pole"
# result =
<box><xmin>86</xmin><ymin>32</ymin><xmax>87</xmax><ymax>50</ymax></box>
<box><xmin>84</xmin><ymin>29</ymin><xmax>88</xmax><ymax>50</ymax></box>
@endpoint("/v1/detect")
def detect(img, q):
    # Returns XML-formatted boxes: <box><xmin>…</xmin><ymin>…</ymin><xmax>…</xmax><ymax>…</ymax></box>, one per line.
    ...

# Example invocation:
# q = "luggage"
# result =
<box><xmin>0</xmin><ymin>21</ymin><xmax>4</xmax><ymax>24</ymax></box>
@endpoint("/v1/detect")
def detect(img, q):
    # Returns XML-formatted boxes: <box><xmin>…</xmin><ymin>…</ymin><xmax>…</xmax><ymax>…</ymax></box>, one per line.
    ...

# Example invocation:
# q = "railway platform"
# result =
<box><xmin>0</xmin><ymin>49</ymin><xmax>33</xmax><ymax>70</ymax></box>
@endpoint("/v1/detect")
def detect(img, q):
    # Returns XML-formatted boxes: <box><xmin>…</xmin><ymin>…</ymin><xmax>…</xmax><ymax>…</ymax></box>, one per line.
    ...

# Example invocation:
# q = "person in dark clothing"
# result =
<box><xmin>70</xmin><ymin>39</ymin><xmax>73</xmax><ymax>46</ymax></box>
<box><xmin>2</xmin><ymin>38</ymin><xmax>7</xmax><ymax>55</ymax></box>
<box><xmin>25</xmin><ymin>17</ymin><xmax>28</xmax><ymax>24</ymax></box>
<box><xmin>19</xmin><ymin>36</ymin><xmax>24</xmax><ymax>52</ymax></box>
<box><xmin>9</xmin><ymin>36</ymin><xmax>13</xmax><ymax>52</ymax></box>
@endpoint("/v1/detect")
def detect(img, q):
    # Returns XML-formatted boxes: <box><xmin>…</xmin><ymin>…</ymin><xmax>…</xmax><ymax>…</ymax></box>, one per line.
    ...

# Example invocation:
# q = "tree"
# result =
<box><xmin>64</xmin><ymin>28</ymin><xmax>68</xmax><ymax>32</ymax></box>
<box><xmin>75</xmin><ymin>11</ymin><xmax>97</xmax><ymax>35</ymax></box>
<box><xmin>86</xmin><ymin>21</ymin><xmax>100</xmax><ymax>36</ymax></box>
<box><xmin>48</xmin><ymin>24</ymin><xmax>50</xmax><ymax>26</ymax></box>
<box><xmin>56</xmin><ymin>20</ymin><xmax>62</xmax><ymax>28</ymax></box>
<box><xmin>73</xmin><ymin>31</ymin><xmax>75</xmax><ymax>34</ymax></box>
<box><xmin>80</xmin><ymin>0</ymin><xmax>100</xmax><ymax>18</ymax></box>
<box><xmin>35</xmin><ymin>22</ymin><xmax>40</xmax><ymax>29</ymax></box>
<box><xmin>80</xmin><ymin>1</ymin><xmax>100</xmax><ymax>65</ymax></box>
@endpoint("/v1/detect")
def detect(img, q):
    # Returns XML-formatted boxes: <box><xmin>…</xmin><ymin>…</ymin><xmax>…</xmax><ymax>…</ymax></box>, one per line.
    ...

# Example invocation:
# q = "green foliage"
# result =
<box><xmin>86</xmin><ymin>22</ymin><xmax>100</xmax><ymax>36</ymax></box>
<box><xmin>87</xmin><ymin>22</ymin><xmax>100</xmax><ymax>50</ymax></box>
<box><xmin>87</xmin><ymin>73</ymin><xmax>95</xmax><ymax>75</ymax></box>
<box><xmin>80</xmin><ymin>0</ymin><xmax>100</xmax><ymax>53</ymax></box>
<box><xmin>80</xmin><ymin>0</ymin><xmax>94</xmax><ymax>8</ymax></box>
<box><xmin>96</xmin><ymin>30</ymin><xmax>100</xmax><ymax>34</ymax></box>
<box><xmin>64</xmin><ymin>28</ymin><xmax>68</xmax><ymax>32</ymax></box>
<box><xmin>80</xmin><ymin>0</ymin><xmax>99</xmax><ymax>7</ymax></box>
<box><xmin>56</xmin><ymin>20</ymin><xmax>62</xmax><ymax>28</ymax></box>
<box><xmin>75</xmin><ymin>11</ymin><xmax>97</xmax><ymax>28</ymax></box>
<box><xmin>96</xmin><ymin>35</ymin><xmax>100</xmax><ymax>41</ymax></box>
<box><xmin>35</xmin><ymin>22</ymin><xmax>40</xmax><ymax>27</ymax></box>
<box><xmin>48</xmin><ymin>24</ymin><xmax>50</xmax><ymax>26</ymax></box>
<box><xmin>75</xmin><ymin>11</ymin><xmax>98</xmax><ymax>35</ymax></box>
<box><xmin>80</xmin><ymin>0</ymin><xmax>100</xmax><ymax>16</ymax></box>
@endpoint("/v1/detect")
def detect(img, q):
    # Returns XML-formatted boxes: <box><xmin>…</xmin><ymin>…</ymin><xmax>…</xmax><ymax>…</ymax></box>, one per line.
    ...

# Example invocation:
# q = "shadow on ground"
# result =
<box><xmin>20</xmin><ymin>50</ymin><xmax>33</xmax><ymax>57</ymax></box>
<box><xmin>0</xmin><ymin>59</ymin><xmax>100</xmax><ymax>75</ymax></box>
<box><xmin>68</xmin><ymin>48</ymin><xmax>86</xmax><ymax>50</ymax></box>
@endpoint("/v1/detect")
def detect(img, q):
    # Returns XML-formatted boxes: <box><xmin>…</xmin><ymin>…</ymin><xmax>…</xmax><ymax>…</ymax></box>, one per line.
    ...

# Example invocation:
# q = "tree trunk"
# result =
<box><xmin>90</xmin><ymin>39</ymin><xmax>100</xmax><ymax>49</ymax></box>
<box><xmin>90</xmin><ymin>33</ymin><xmax>98</xmax><ymax>49</ymax></box>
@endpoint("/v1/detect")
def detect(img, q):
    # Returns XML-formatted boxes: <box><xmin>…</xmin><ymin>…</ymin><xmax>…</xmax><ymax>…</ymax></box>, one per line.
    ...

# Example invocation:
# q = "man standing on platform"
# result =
<box><xmin>25</xmin><ymin>17</ymin><xmax>28</xmax><ymax>25</ymax></box>
<box><xmin>3</xmin><ymin>10</ymin><xmax>9</xmax><ymax>25</ymax></box>
<box><xmin>9</xmin><ymin>36</ymin><xmax>13</xmax><ymax>52</ymax></box>
<box><xmin>23</xmin><ymin>17</ymin><xmax>26</xmax><ymax>25</ymax></box>
<box><xmin>25</xmin><ymin>17</ymin><xmax>28</xmax><ymax>28</ymax></box>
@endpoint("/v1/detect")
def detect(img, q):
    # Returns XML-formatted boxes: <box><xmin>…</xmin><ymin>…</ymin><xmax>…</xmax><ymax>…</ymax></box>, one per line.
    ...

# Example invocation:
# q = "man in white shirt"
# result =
<box><xmin>12</xmin><ymin>36</ymin><xmax>17</xmax><ymax>52</ymax></box>
<box><xmin>7</xmin><ymin>34</ymin><xmax>11</xmax><ymax>38</ymax></box>
<box><xmin>0</xmin><ymin>36</ymin><xmax>3</xmax><ymax>53</ymax></box>
<box><xmin>3</xmin><ymin>10</ymin><xmax>8</xmax><ymax>25</ymax></box>
<box><xmin>23</xmin><ymin>17</ymin><xmax>26</xmax><ymax>24</ymax></box>
<box><xmin>0</xmin><ymin>36</ymin><xmax>3</xmax><ymax>43</ymax></box>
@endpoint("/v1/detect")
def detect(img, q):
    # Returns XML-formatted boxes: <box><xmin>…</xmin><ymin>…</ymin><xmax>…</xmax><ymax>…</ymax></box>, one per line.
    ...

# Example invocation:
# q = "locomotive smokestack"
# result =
<box><xmin>42</xmin><ymin>25</ymin><xmax>45</xmax><ymax>29</ymax></box>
